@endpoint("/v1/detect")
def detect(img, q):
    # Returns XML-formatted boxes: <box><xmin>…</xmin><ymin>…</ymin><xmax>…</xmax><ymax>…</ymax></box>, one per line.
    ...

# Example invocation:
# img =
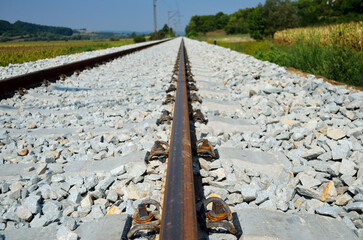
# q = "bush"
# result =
<box><xmin>185</xmin><ymin>31</ymin><xmax>199</xmax><ymax>38</ymax></box>
<box><xmin>255</xmin><ymin>39</ymin><xmax>363</xmax><ymax>86</ymax></box>
<box><xmin>133</xmin><ymin>35</ymin><xmax>146</xmax><ymax>43</ymax></box>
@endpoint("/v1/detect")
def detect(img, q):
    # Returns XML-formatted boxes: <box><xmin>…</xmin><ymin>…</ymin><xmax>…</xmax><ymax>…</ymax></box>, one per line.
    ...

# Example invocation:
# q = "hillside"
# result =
<box><xmin>0</xmin><ymin>20</ymin><xmax>133</xmax><ymax>42</ymax></box>
<box><xmin>0</xmin><ymin>20</ymin><xmax>73</xmax><ymax>41</ymax></box>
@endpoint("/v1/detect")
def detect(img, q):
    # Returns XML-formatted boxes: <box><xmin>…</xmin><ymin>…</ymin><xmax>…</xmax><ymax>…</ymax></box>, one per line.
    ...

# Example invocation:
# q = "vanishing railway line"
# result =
<box><xmin>0</xmin><ymin>38</ymin><xmax>361</xmax><ymax>240</ymax></box>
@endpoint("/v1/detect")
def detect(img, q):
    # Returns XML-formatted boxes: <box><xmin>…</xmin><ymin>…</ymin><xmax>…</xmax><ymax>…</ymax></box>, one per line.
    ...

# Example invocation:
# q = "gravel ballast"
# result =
<box><xmin>0</xmin><ymin>37</ymin><xmax>362</xmax><ymax>238</ymax></box>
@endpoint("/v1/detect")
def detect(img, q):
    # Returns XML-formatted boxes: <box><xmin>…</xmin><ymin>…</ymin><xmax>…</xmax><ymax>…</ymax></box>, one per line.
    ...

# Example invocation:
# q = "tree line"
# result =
<box><xmin>0</xmin><ymin>20</ymin><xmax>73</xmax><ymax>36</ymax></box>
<box><xmin>185</xmin><ymin>0</ymin><xmax>363</xmax><ymax>39</ymax></box>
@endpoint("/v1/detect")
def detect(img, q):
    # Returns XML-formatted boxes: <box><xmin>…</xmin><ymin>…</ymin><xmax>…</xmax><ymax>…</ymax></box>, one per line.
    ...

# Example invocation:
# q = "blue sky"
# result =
<box><xmin>0</xmin><ymin>0</ymin><xmax>263</xmax><ymax>33</ymax></box>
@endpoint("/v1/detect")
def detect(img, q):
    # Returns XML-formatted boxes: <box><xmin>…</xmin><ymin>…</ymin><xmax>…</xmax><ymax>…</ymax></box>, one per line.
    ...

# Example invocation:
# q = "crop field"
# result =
<box><xmin>274</xmin><ymin>21</ymin><xmax>363</xmax><ymax>51</ymax></box>
<box><xmin>0</xmin><ymin>39</ymin><xmax>133</xmax><ymax>66</ymax></box>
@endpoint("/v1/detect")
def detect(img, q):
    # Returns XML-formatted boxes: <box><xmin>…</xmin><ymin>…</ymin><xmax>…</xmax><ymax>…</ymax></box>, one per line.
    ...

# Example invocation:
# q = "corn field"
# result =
<box><xmin>0</xmin><ymin>40</ymin><xmax>133</xmax><ymax>67</ymax></box>
<box><xmin>274</xmin><ymin>21</ymin><xmax>363</xmax><ymax>51</ymax></box>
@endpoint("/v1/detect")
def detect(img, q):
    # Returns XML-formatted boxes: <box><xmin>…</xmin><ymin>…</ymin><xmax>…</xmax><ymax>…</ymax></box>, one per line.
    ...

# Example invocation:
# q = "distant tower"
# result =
<box><xmin>153</xmin><ymin>0</ymin><xmax>158</xmax><ymax>38</ymax></box>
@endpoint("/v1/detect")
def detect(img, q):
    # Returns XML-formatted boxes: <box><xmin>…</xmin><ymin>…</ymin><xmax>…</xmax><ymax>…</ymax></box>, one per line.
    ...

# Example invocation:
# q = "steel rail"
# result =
<box><xmin>160</xmin><ymin>39</ymin><xmax>198</xmax><ymax>239</ymax></box>
<box><xmin>0</xmin><ymin>39</ymin><xmax>170</xmax><ymax>99</ymax></box>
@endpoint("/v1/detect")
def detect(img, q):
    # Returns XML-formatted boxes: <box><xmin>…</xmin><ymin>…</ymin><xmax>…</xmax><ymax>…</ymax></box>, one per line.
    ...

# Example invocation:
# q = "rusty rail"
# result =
<box><xmin>0</xmin><ymin>39</ymin><xmax>169</xmax><ymax>99</ymax></box>
<box><xmin>160</xmin><ymin>40</ymin><xmax>198</xmax><ymax>239</ymax></box>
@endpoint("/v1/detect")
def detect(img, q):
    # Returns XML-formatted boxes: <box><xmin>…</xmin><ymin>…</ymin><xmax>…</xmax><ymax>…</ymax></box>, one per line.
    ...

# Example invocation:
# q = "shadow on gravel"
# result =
<box><xmin>186</xmin><ymin>70</ymin><xmax>209</xmax><ymax>240</ymax></box>
<box><xmin>52</xmin><ymin>86</ymin><xmax>93</xmax><ymax>92</ymax></box>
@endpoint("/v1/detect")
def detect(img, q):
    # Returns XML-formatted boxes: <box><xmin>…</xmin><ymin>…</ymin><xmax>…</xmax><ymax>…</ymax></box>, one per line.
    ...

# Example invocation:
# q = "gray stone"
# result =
<box><xmin>255</xmin><ymin>191</ymin><xmax>269</xmax><ymax>205</ymax></box>
<box><xmin>228</xmin><ymin>193</ymin><xmax>243</xmax><ymax>204</ymax></box>
<box><xmin>81</xmin><ymin>194</ymin><xmax>93</xmax><ymax>207</ymax></box>
<box><xmin>204</xmin><ymin>186</ymin><xmax>229</xmax><ymax>198</ymax></box>
<box><xmin>210</xmin><ymin>168</ymin><xmax>226</xmax><ymax>181</ymax></box>
<box><xmin>126</xmin><ymin>162</ymin><xmax>146</xmax><ymax>181</ymax></box>
<box><xmin>327</xmin><ymin>127</ymin><xmax>346</xmax><ymax>140</ymax></box>
<box><xmin>43</xmin><ymin>200</ymin><xmax>62</xmax><ymax>222</ymax></box>
<box><xmin>315</xmin><ymin>203</ymin><xmax>338</xmax><ymax>218</ymax></box>
<box><xmin>276</xmin><ymin>200</ymin><xmax>289</xmax><ymax>212</ymax></box>
<box><xmin>110</xmin><ymin>165</ymin><xmax>126</xmax><ymax>176</ymax></box>
<box><xmin>106</xmin><ymin>190</ymin><xmax>118</xmax><ymax>202</ymax></box>
<box><xmin>68</xmin><ymin>190</ymin><xmax>81</xmax><ymax>204</ymax></box>
<box><xmin>301</xmin><ymin>147</ymin><xmax>325</xmax><ymax>159</ymax></box>
<box><xmin>305</xmin><ymin>199</ymin><xmax>324</xmax><ymax>213</ymax></box>
<box><xmin>354</xmin><ymin>194</ymin><xmax>363</xmax><ymax>202</ymax></box>
<box><xmin>57</xmin><ymin>226</ymin><xmax>78</xmax><ymax>240</ymax></box>
<box><xmin>258</xmin><ymin>199</ymin><xmax>276</xmax><ymax>210</ymax></box>
<box><xmin>332</xmin><ymin>142</ymin><xmax>351</xmax><ymax>160</ymax></box>
<box><xmin>24</xmin><ymin>195</ymin><xmax>41</xmax><ymax>214</ymax></box>
<box><xmin>30</xmin><ymin>214</ymin><xmax>48</xmax><ymax>228</ymax></box>
<box><xmin>63</xmin><ymin>206</ymin><xmax>76</xmax><ymax>217</ymax></box>
<box><xmin>299</xmin><ymin>174</ymin><xmax>321</xmax><ymax>188</ymax></box>
<box><xmin>8</xmin><ymin>188</ymin><xmax>22</xmax><ymax>200</ymax></box>
<box><xmin>241</xmin><ymin>184</ymin><xmax>257</xmax><ymax>202</ymax></box>
<box><xmin>339</xmin><ymin>159</ymin><xmax>356</xmax><ymax>176</ymax></box>
<box><xmin>209</xmin><ymin>233</ymin><xmax>237</xmax><ymax>240</ymax></box>
<box><xmin>84</xmin><ymin>175</ymin><xmax>98</xmax><ymax>190</ymax></box>
<box><xmin>1</xmin><ymin>182</ymin><xmax>10</xmax><ymax>193</ymax></box>
<box><xmin>16</xmin><ymin>206</ymin><xmax>33</xmax><ymax>221</ymax></box>
<box><xmin>343</xmin><ymin>216</ymin><xmax>357</xmax><ymax>231</ymax></box>
<box><xmin>296</xmin><ymin>186</ymin><xmax>321</xmax><ymax>200</ymax></box>
<box><xmin>234</xmin><ymin>169</ymin><xmax>251</xmax><ymax>183</ymax></box>
<box><xmin>236</xmin><ymin>208</ymin><xmax>358</xmax><ymax>240</ymax></box>
<box><xmin>67</xmin><ymin>176</ymin><xmax>84</xmax><ymax>186</ymax></box>
<box><xmin>335</xmin><ymin>193</ymin><xmax>353</xmax><ymax>206</ymax></box>
<box><xmin>95</xmin><ymin>177</ymin><xmax>114</xmax><ymax>191</ymax></box>
<box><xmin>78</xmin><ymin>206</ymin><xmax>91</xmax><ymax>218</ymax></box>
<box><xmin>345</xmin><ymin>202</ymin><xmax>363</xmax><ymax>212</ymax></box>
<box><xmin>36</xmin><ymin>163</ymin><xmax>47</xmax><ymax>175</ymax></box>
<box><xmin>199</xmin><ymin>158</ymin><xmax>211</xmax><ymax>171</ymax></box>
<box><xmin>62</xmin><ymin>216</ymin><xmax>77</xmax><ymax>231</ymax></box>
<box><xmin>75</xmin><ymin>214</ymin><xmax>128</xmax><ymax>240</ymax></box>
<box><xmin>328</xmin><ymin>162</ymin><xmax>341</xmax><ymax>176</ymax></box>
<box><xmin>210</xmin><ymin>160</ymin><xmax>222</xmax><ymax>170</ymax></box>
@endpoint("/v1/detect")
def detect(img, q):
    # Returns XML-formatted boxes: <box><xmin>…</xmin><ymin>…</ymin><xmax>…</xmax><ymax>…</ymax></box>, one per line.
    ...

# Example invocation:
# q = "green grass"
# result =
<box><xmin>190</xmin><ymin>33</ymin><xmax>251</xmax><ymax>43</ymax></box>
<box><xmin>215</xmin><ymin>39</ymin><xmax>363</xmax><ymax>87</ymax></box>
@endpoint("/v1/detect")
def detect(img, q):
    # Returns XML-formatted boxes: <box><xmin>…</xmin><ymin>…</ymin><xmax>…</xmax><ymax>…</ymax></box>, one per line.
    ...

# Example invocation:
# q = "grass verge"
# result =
<box><xmin>217</xmin><ymin>39</ymin><xmax>363</xmax><ymax>87</ymax></box>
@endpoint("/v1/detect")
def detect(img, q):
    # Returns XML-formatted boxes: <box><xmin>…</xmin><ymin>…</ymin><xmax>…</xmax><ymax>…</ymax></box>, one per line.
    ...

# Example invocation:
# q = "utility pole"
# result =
<box><xmin>153</xmin><ymin>0</ymin><xmax>158</xmax><ymax>39</ymax></box>
<box><xmin>168</xmin><ymin>11</ymin><xmax>171</xmax><ymax>37</ymax></box>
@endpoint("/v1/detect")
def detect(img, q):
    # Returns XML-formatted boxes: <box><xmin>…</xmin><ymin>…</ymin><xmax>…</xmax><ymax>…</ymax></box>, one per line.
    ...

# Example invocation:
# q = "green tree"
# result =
<box><xmin>264</xmin><ymin>0</ymin><xmax>299</xmax><ymax>37</ymax></box>
<box><xmin>224</xmin><ymin>8</ymin><xmax>252</xmax><ymax>34</ymax></box>
<box><xmin>248</xmin><ymin>6</ymin><xmax>266</xmax><ymax>40</ymax></box>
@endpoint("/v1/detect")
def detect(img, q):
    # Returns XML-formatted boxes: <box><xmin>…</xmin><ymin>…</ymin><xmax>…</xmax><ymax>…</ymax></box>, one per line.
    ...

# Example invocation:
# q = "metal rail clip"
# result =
<box><xmin>197</xmin><ymin>139</ymin><xmax>216</xmax><ymax>159</ymax></box>
<box><xmin>193</xmin><ymin>109</ymin><xmax>207</xmax><ymax>124</ymax></box>
<box><xmin>162</xmin><ymin>94</ymin><xmax>175</xmax><ymax>105</ymax></box>
<box><xmin>156</xmin><ymin>110</ymin><xmax>173</xmax><ymax>126</ymax></box>
<box><xmin>145</xmin><ymin>140</ymin><xmax>169</xmax><ymax>163</ymax></box>
<box><xmin>188</xmin><ymin>83</ymin><xmax>198</xmax><ymax>91</ymax></box>
<box><xmin>187</xmin><ymin>76</ymin><xmax>195</xmax><ymax>83</ymax></box>
<box><xmin>166</xmin><ymin>84</ymin><xmax>176</xmax><ymax>93</ymax></box>
<box><xmin>203</xmin><ymin>197</ymin><xmax>242</xmax><ymax>237</ymax></box>
<box><xmin>190</xmin><ymin>93</ymin><xmax>202</xmax><ymax>103</ymax></box>
<box><xmin>122</xmin><ymin>199</ymin><xmax>161</xmax><ymax>240</ymax></box>
<box><xmin>171</xmin><ymin>76</ymin><xmax>177</xmax><ymax>82</ymax></box>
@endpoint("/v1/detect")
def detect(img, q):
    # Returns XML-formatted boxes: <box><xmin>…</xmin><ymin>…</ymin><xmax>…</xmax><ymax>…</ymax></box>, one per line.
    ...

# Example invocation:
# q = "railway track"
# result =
<box><xmin>0</xmin><ymin>37</ymin><xmax>361</xmax><ymax>240</ymax></box>
<box><xmin>0</xmin><ymin>39</ymin><xmax>169</xmax><ymax>99</ymax></box>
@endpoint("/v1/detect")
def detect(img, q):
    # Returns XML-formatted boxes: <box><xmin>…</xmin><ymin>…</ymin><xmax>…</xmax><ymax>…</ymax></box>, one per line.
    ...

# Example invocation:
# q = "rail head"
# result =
<box><xmin>159</xmin><ymin>39</ymin><xmax>199</xmax><ymax>240</ymax></box>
